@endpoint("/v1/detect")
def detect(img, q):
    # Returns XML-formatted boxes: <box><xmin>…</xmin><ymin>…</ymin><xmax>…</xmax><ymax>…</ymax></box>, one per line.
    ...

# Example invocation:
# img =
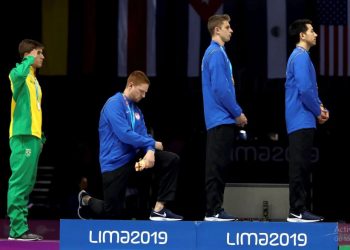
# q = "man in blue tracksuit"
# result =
<box><xmin>201</xmin><ymin>14</ymin><xmax>248</xmax><ymax>221</ymax></box>
<box><xmin>285</xmin><ymin>19</ymin><xmax>329</xmax><ymax>222</ymax></box>
<box><xmin>77</xmin><ymin>70</ymin><xmax>183</xmax><ymax>221</ymax></box>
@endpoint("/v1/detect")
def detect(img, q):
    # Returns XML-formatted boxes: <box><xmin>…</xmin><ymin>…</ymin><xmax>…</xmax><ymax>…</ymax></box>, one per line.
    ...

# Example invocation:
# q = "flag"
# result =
<box><xmin>116</xmin><ymin>0</ymin><xmax>290</xmax><ymax>79</ymax></box>
<box><xmin>41</xmin><ymin>0</ymin><xmax>69</xmax><ymax>76</ymax></box>
<box><xmin>267</xmin><ymin>0</ymin><xmax>287</xmax><ymax>79</ymax></box>
<box><xmin>187</xmin><ymin>0</ymin><xmax>223</xmax><ymax>77</ymax></box>
<box><xmin>117</xmin><ymin>0</ymin><xmax>156</xmax><ymax>77</ymax></box>
<box><xmin>117</xmin><ymin>0</ymin><xmax>227</xmax><ymax>77</ymax></box>
<box><xmin>318</xmin><ymin>0</ymin><xmax>350</xmax><ymax>77</ymax></box>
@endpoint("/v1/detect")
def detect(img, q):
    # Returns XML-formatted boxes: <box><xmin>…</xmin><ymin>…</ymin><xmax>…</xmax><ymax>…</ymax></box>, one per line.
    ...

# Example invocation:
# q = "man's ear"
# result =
<box><xmin>127</xmin><ymin>81</ymin><xmax>134</xmax><ymax>88</ymax></box>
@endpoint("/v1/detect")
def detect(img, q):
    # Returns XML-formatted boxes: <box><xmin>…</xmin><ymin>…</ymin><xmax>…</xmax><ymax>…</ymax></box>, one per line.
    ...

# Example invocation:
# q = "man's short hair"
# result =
<box><xmin>127</xmin><ymin>70</ymin><xmax>150</xmax><ymax>86</ymax></box>
<box><xmin>18</xmin><ymin>39</ymin><xmax>44</xmax><ymax>58</ymax></box>
<box><xmin>207</xmin><ymin>14</ymin><xmax>231</xmax><ymax>36</ymax></box>
<box><xmin>288</xmin><ymin>19</ymin><xmax>313</xmax><ymax>45</ymax></box>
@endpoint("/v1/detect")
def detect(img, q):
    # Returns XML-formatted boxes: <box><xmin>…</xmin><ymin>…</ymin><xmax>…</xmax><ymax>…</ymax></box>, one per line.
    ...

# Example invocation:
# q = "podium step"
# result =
<box><xmin>60</xmin><ymin>219</ymin><xmax>339</xmax><ymax>250</ymax></box>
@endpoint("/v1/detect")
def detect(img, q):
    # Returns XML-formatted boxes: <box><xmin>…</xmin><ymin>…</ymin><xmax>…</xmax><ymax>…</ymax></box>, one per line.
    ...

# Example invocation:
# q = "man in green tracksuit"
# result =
<box><xmin>7</xmin><ymin>39</ymin><xmax>46</xmax><ymax>241</ymax></box>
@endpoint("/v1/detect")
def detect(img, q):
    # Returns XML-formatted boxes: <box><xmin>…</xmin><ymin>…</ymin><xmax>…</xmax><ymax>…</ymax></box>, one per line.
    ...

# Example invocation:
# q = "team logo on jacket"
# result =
<box><xmin>135</xmin><ymin>112</ymin><xmax>140</xmax><ymax>120</ymax></box>
<box><xmin>25</xmin><ymin>148</ymin><xmax>32</xmax><ymax>157</ymax></box>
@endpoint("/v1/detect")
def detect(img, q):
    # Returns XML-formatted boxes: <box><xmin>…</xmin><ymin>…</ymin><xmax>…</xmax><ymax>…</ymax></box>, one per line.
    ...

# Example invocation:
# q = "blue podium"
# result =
<box><xmin>60</xmin><ymin>220</ymin><xmax>338</xmax><ymax>250</ymax></box>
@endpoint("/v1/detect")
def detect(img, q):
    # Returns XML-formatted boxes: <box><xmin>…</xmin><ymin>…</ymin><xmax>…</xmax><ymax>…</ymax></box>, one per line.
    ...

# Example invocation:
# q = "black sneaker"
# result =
<box><xmin>204</xmin><ymin>209</ymin><xmax>238</xmax><ymax>221</ymax></box>
<box><xmin>78</xmin><ymin>189</ymin><xmax>89</xmax><ymax>219</ymax></box>
<box><xmin>8</xmin><ymin>231</ymin><xmax>43</xmax><ymax>241</ymax></box>
<box><xmin>149</xmin><ymin>208</ymin><xmax>183</xmax><ymax>221</ymax></box>
<box><xmin>287</xmin><ymin>211</ymin><xmax>324</xmax><ymax>222</ymax></box>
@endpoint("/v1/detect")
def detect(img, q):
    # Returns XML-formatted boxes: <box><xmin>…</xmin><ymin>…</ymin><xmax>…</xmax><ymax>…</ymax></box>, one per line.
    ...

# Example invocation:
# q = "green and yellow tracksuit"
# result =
<box><xmin>7</xmin><ymin>55</ymin><xmax>45</xmax><ymax>238</ymax></box>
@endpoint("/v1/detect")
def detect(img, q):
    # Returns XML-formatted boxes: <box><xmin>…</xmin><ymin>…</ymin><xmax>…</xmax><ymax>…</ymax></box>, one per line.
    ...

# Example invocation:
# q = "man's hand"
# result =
<box><xmin>135</xmin><ymin>150</ymin><xmax>155</xmax><ymax>171</ymax></box>
<box><xmin>317</xmin><ymin>105</ymin><xmax>329</xmax><ymax>124</ymax></box>
<box><xmin>235</xmin><ymin>113</ymin><xmax>248</xmax><ymax>127</ymax></box>
<box><xmin>28</xmin><ymin>49</ymin><xmax>39</xmax><ymax>58</ymax></box>
<box><xmin>155</xmin><ymin>141</ymin><xmax>163</xmax><ymax>151</ymax></box>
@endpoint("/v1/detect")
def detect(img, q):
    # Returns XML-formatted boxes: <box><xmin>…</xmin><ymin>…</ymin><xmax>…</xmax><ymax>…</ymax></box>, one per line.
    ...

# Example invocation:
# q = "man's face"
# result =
<box><xmin>129</xmin><ymin>82</ymin><xmax>149</xmax><ymax>102</ymax></box>
<box><xmin>217</xmin><ymin>20</ymin><xmax>233</xmax><ymax>43</ymax></box>
<box><xmin>302</xmin><ymin>24</ymin><xmax>317</xmax><ymax>47</ymax></box>
<box><xmin>31</xmin><ymin>48</ymin><xmax>45</xmax><ymax>69</ymax></box>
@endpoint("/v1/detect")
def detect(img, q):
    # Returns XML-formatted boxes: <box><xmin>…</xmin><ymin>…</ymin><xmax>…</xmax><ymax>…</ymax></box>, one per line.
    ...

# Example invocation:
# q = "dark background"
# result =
<box><xmin>0</xmin><ymin>0</ymin><xmax>348</xmax><ymax>222</ymax></box>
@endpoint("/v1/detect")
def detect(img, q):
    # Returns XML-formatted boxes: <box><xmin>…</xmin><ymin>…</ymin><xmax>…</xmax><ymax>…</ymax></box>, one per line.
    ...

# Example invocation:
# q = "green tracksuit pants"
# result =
<box><xmin>7</xmin><ymin>135</ymin><xmax>42</xmax><ymax>238</ymax></box>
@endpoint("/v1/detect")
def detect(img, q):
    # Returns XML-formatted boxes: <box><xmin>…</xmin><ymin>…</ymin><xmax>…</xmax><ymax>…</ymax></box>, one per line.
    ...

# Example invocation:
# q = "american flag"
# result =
<box><xmin>318</xmin><ymin>0</ymin><xmax>350</xmax><ymax>77</ymax></box>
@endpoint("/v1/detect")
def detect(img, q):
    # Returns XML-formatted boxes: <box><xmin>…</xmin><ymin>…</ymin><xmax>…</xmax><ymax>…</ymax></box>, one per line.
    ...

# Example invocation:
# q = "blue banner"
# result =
<box><xmin>60</xmin><ymin>219</ymin><xmax>196</xmax><ymax>250</ymax></box>
<box><xmin>196</xmin><ymin>221</ymin><xmax>337</xmax><ymax>250</ymax></box>
<box><xmin>60</xmin><ymin>220</ymin><xmax>338</xmax><ymax>250</ymax></box>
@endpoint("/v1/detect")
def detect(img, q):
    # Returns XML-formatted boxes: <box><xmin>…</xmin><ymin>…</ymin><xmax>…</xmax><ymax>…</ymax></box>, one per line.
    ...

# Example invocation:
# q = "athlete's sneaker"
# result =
<box><xmin>204</xmin><ymin>209</ymin><xmax>238</xmax><ymax>221</ymax></box>
<box><xmin>8</xmin><ymin>231</ymin><xmax>43</xmax><ymax>241</ymax></box>
<box><xmin>287</xmin><ymin>211</ymin><xmax>324</xmax><ymax>222</ymax></box>
<box><xmin>77</xmin><ymin>189</ymin><xmax>89</xmax><ymax>219</ymax></box>
<box><xmin>149</xmin><ymin>208</ymin><xmax>183</xmax><ymax>221</ymax></box>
